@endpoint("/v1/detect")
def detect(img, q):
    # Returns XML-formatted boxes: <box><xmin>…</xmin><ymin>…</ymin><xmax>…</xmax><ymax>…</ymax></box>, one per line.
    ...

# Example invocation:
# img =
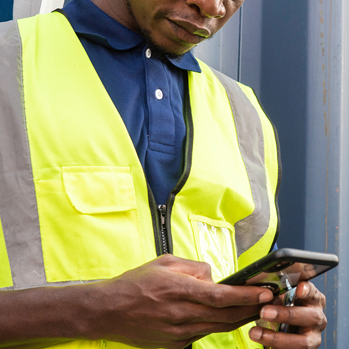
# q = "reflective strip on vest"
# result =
<box><xmin>210</xmin><ymin>68</ymin><xmax>270</xmax><ymax>256</ymax></box>
<box><xmin>0</xmin><ymin>20</ymin><xmax>46</xmax><ymax>290</ymax></box>
<box><xmin>0</xmin><ymin>20</ymin><xmax>104</xmax><ymax>291</ymax></box>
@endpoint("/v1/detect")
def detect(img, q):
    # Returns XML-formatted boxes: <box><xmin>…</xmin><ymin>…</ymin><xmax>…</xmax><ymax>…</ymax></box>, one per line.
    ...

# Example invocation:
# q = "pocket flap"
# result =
<box><xmin>62</xmin><ymin>166</ymin><xmax>137</xmax><ymax>214</ymax></box>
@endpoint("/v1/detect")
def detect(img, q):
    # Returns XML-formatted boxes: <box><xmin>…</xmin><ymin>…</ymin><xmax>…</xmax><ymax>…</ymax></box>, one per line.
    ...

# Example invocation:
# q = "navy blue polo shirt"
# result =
<box><xmin>63</xmin><ymin>0</ymin><xmax>201</xmax><ymax>205</ymax></box>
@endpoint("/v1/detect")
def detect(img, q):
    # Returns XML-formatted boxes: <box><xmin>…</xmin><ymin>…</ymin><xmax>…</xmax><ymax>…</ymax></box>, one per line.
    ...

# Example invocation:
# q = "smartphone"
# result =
<box><xmin>218</xmin><ymin>248</ymin><xmax>339</xmax><ymax>296</ymax></box>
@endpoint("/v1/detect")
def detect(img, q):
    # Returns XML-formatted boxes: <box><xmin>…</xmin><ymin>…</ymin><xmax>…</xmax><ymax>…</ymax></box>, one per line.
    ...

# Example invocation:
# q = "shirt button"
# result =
<box><xmin>146</xmin><ymin>48</ymin><xmax>152</xmax><ymax>58</ymax></box>
<box><xmin>155</xmin><ymin>89</ymin><xmax>163</xmax><ymax>100</ymax></box>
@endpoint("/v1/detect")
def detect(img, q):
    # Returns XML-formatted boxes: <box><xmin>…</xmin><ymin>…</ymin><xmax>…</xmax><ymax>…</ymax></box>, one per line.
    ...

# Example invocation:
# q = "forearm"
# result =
<box><xmin>0</xmin><ymin>284</ymin><xmax>96</xmax><ymax>347</ymax></box>
<box><xmin>0</xmin><ymin>256</ymin><xmax>275</xmax><ymax>349</ymax></box>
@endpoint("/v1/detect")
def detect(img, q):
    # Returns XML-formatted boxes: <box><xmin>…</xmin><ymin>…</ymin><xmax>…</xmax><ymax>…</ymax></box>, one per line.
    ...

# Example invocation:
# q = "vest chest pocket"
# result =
<box><xmin>35</xmin><ymin>166</ymin><xmax>146</xmax><ymax>283</ymax></box>
<box><xmin>62</xmin><ymin>167</ymin><xmax>137</xmax><ymax>214</ymax></box>
<box><xmin>189</xmin><ymin>214</ymin><xmax>238</xmax><ymax>282</ymax></box>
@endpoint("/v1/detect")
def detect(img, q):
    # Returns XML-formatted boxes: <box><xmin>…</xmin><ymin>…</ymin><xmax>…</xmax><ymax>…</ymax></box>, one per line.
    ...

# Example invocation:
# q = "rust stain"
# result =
<box><xmin>322</xmin><ymin>47</ymin><xmax>325</xmax><ymax>56</ymax></box>
<box><xmin>337</xmin><ymin>188</ymin><xmax>339</xmax><ymax>192</ymax></box>
<box><xmin>324</xmin><ymin>112</ymin><xmax>328</xmax><ymax>136</ymax></box>
<box><xmin>321</xmin><ymin>32</ymin><xmax>324</xmax><ymax>38</ymax></box>
<box><xmin>320</xmin><ymin>10</ymin><xmax>324</xmax><ymax>24</ymax></box>
<box><xmin>323</xmin><ymin>80</ymin><xmax>327</xmax><ymax>106</ymax></box>
<box><xmin>322</xmin><ymin>64</ymin><xmax>325</xmax><ymax>71</ymax></box>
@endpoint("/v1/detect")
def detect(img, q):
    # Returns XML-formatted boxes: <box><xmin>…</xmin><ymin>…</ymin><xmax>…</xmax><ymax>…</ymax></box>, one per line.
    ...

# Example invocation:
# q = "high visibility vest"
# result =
<box><xmin>0</xmin><ymin>11</ymin><xmax>281</xmax><ymax>349</ymax></box>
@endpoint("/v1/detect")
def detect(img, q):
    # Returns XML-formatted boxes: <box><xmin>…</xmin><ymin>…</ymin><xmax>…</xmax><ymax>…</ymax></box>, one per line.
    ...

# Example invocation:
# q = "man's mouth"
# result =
<box><xmin>166</xmin><ymin>18</ymin><xmax>211</xmax><ymax>45</ymax></box>
<box><xmin>171</xmin><ymin>19</ymin><xmax>211</xmax><ymax>38</ymax></box>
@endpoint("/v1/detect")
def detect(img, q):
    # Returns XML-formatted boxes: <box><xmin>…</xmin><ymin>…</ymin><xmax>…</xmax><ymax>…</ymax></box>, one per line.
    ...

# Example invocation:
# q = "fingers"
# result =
<box><xmin>247</xmin><ymin>283</ymin><xmax>327</xmax><ymax>349</ymax></box>
<box><xmin>258</xmin><ymin>282</ymin><xmax>326</xmax><ymax>327</ymax></box>
<box><xmin>259</xmin><ymin>304</ymin><xmax>327</xmax><ymax>329</ymax></box>
<box><xmin>156</xmin><ymin>254</ymin><xmax>274</xmax><ymax>307</ymax></box>
<box><xmin>167</xmin><ymin>301</ymin><xmax>263</xmax><ymax>324</ymax></box>
<box><xmin>161</xmin><ymin>314</ymin><xmax>261</xmax><ymax>345</ymax></box>
<box><xmin>249</xmin><ymin>326</ymin><xmax>322</xmax><ymax>349</ymax></box>
<box><xmin>186</xmin><ymin>282</ymin><xmax>273</xmax><ymax>308</ymax></box>
<box><xmin>296</xmin><ymin>282</ymin><xmax>326</xmax><ymax>308</ymax></box>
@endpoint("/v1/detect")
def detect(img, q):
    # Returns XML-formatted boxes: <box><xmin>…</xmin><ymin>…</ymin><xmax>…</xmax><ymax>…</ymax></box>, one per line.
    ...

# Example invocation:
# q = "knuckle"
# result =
<box><xmin>319</xmin><ymin>291</ymin><xmax>326</xmax><ymax>308</ymax></box>
<box><xmin>241</xmin><ymin>290</ymin><xmax>253</xmax><ymax>304</ymax></box>
<box><xmin>314</xmin><ymin>335</ymin><xmax>322</xmax><ymax>349</ymax></box>
<box><xmin>160</xmin><ymin>253</ymin><xmax>176</xmax><ymax>265</ymax></box>
<box><xmin>302</xmin><ymin>333</ymin><xmax>318</xmax><ymax>349</ymax></box>
<box><xmin>169</xmin><ymin>309</ymin><xmax>186</xmax><ymax>325</ymax></box>
<box><xmin>168</xmin><ymin>326</ymin><xmax>195</xmax><ymax>343</ymax></box>
<box><xmin>298</xmin><ymin>332</ymin><xmax>323</xmax><ymax>349</ymax></box>
<box><xmin>198</xmin><ymin>261</ymin><xmax>212</xmax><ymax>277</ymax></box>
<box><xmin>208</xmin><ymin>288</ymin><xmax>225</xmax><ymax>307</ymax></box>
<box><xmin>176</xmin><ymin>328</ymin><xmax>192</xmax><ymax>341</ymax></box>
<box><xmin>284</xmin><ymin>307</ymin><xmax>294</xmax><ymax>323</ymax></box>
<box><xmin>169</xmin><ymin>325</ymin><xmax>184</xmax><ymax>339</ymax></box>
<box><xmin>312</xmin><ymin>308</ymin><xmax>326</xmax><ymax>327</ymax></box>
<box><xmin>315</xmin><ymin>334</ymin><xmax>322</xmax><ymax>348</ymax></box>
<box><xmin>319</xmin><ymin>312</ymin><xmax>327</xmax><ymax>331</ymax></box>
<box><xmin>311</xmin><ymin>286</ymin><xmax>326</xmax><ymax>307</ymax></box>
<box><xmin>268</xmin><ymin>332</ymin><xmax>279</xmax><ymax>348</ymax></box>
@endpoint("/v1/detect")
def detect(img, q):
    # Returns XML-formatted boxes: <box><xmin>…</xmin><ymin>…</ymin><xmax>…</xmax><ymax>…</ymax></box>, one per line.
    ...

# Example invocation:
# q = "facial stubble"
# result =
<box><xmin>125</xmin><ymin>0</ymin><xmax>186</xmax><ymax>62</ymax></box>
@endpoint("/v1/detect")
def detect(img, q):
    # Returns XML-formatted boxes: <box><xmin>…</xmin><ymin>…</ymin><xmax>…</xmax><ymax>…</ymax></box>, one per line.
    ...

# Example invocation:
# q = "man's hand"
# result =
<box><xmin>0</xmin><ymin>254</ymin><xmax>274</xmax><ymax>349</ymax></box>
<box><xmin>248</xmin><ymin>281</ymin><xmax>327</xmax><ymax>349</ymax></box>
<box><xmin>85</xmin><ymin>254</ymin><xmax>274</xmax><ymax>349</ymax></box>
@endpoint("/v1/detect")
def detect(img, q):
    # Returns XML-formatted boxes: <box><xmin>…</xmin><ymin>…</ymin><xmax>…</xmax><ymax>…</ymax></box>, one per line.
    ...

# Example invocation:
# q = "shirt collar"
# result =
<box><xmin>63</xmin><ymin>0</ymin><xmax>201</xmax><ymax>73</ymax></box>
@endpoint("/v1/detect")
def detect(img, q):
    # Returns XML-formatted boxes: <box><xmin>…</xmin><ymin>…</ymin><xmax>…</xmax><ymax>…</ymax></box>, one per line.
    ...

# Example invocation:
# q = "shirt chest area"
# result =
<box><xmin>79</xmin><ymin>37</ymin><xmax>187</xmax><ymax>204</ymax></box>
<box><xmin>80</xmin><ymin>38</ymin><xmax>187</xmax><ymax>156</ymax></box>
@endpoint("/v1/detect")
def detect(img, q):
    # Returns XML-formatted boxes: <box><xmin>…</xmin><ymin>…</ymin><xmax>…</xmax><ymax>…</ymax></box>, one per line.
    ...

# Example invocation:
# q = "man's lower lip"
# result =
<box><xmin>167</xmin><ymin>19</ymin><xmax>205</xmax><ymax>45</ymax></box>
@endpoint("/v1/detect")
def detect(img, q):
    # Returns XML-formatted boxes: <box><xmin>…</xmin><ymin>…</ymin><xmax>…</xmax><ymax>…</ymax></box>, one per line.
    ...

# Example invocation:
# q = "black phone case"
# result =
<box><xmin>218</xmin><ymin>248</ymin><xmax>339</xmax><ymax>292</ymax></box>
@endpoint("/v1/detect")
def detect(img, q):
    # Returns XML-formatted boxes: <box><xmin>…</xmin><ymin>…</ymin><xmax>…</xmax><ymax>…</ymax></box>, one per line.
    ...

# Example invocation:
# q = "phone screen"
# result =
<box><xmin>244</xmin><ymin>261</ymin><xmax>330</xmax><ymax>294</ymax></box>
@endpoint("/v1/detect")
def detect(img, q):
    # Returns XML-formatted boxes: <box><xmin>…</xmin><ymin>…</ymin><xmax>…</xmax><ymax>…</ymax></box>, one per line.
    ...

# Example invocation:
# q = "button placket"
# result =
<box><xmin>144</xmin><ymin>51</ymin><xmax>175</xmax><ymax>150</ymax></box>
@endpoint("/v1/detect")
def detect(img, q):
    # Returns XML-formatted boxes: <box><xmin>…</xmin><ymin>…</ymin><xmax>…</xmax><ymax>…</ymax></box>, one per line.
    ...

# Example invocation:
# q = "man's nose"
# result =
<box><xmin>186</xmin><ymin>0</ymin><xmax>226</xmax><ymax>19</ymax></box>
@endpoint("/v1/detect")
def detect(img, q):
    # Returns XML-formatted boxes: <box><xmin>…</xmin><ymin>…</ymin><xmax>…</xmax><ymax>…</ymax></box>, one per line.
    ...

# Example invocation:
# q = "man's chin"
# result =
<box><xmin>141</xmin><ymin>28</ymin><xmax>190</xmax><ymax>62</ymax></box>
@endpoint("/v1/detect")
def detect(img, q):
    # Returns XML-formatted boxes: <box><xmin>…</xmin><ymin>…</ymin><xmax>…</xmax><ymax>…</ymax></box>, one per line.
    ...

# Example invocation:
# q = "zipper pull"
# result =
<box><xmin>158</xmin><ymin>205</ymin><xmax>168</xmax><ymax>254</ymax></box>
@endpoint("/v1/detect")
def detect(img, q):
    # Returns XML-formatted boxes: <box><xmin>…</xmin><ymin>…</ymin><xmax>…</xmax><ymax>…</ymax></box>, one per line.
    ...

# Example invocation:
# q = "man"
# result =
<box><xmin>0</xmin><ymin>0</ymin><xmax>326</xmax><ymax>348</ymax></box>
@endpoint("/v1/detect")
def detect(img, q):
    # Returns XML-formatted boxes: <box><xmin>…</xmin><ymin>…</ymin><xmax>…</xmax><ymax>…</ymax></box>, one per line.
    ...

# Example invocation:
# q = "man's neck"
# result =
<box><xmin>91</xmin><ymin>0</ymin><xmax>141</xmax><ymax>34</ymax></box>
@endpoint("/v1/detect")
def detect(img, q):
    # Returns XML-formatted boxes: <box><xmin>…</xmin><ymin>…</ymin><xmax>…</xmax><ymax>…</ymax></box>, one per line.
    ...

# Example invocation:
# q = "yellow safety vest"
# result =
<box><xmin>0</xmin><ymin>11</ymin><xmax>281</xmax><ymax>349</ymax></box>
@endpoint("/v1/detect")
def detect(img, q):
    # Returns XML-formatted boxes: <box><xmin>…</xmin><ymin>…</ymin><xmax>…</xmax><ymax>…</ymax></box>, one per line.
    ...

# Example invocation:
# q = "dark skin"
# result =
<box><xmin>91</xmin><ymin>0</ymin><xmax>244</xmax><ymax>56</ymax></box>
<box><xmin>0</xmin><ymin>0</ymin><xmax>327</xmax><ymax>348</ymax></box>
<box><xmin>1</xmin><ymin>255</ymin><xmax>273</xmax><ymax>348</ymax></box>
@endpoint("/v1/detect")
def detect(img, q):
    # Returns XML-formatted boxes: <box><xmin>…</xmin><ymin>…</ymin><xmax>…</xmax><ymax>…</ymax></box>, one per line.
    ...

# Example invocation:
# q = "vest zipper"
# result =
<box><xmin>148</xmin><ymin>78</ymin><xmax>194</xmax><ymax>256</ymax></box>
<box><xmin>158</xmin><ymin>205</ymin><xmax>168</xmax><ymax>254</ymax></box>
<box><xmin>161</xmin><ymin>81</ymin><xmax>194</xmax><ymax>256</ymax></box>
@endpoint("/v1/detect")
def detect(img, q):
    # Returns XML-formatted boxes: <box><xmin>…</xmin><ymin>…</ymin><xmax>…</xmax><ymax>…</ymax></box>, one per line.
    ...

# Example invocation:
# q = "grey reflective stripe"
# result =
<box><xmin>210</xmin><ymin>68</ymin><xmax>270</xmax><ymax>256</ymax></box>
<box><xmin>0</xmin><ymin>20</ymin><xmax>46</xmax><ymax>290</ymax></box>
<box><xmin>0</xmin><ymin>279</ymin><xmax>102</xmax><ymax>291</ymax></box>
<box><xmin>13</xmin><ymin>0</ymin><xmax>42</xmax><ymax>20</ymax></box>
